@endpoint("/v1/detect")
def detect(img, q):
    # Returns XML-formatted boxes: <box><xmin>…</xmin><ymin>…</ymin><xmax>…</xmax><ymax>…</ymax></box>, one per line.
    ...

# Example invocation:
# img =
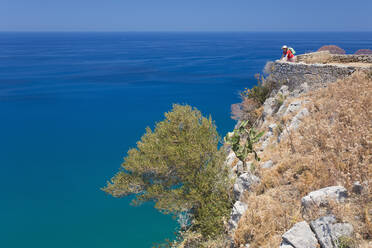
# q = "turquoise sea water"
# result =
<box><xmin>1</xmin><ymin>32</ymin><xmax>372</xmax><ymax>248</ymax></box>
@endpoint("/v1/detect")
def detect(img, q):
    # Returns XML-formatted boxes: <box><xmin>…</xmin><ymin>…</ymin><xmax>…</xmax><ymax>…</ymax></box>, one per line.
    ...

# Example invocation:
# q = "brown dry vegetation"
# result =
<box><xmin>317</xmin><ymin>45</ymin><xmax>346</xmax><ymax>54</ymax></box>
<box><xmin>234</xmin><ymin>72</ymin><xmax>372</xmax><ymax>247</ymax></box>
<box><xmin>300</xmin><ymin>51</ymin><xmax>333</xmax><ymax>64</ymax></box>
<box><xmin>355</xmin><ymin>49</ymin><xmax>372</xmax><ymax>55</ymax></box>
<box><xmin>231</xmin><ymin>98</ymin><xmax>262</xmax><ymax>125</ymax></box>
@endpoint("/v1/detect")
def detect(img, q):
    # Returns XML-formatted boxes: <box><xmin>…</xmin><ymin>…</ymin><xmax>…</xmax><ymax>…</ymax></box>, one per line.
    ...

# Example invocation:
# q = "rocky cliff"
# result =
<box><xmin>225</xmin><ymin>52</ymin><xmax>372</xmax><ymax>248</ymax></box>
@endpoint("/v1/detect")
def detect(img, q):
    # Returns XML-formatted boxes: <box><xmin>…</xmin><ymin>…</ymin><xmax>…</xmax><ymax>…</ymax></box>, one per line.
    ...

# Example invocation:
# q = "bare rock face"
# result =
<box><xmin>233</xmin><ymin>172</ymin><xmax>260</xmax><ymax>200</ymax></box>
<box><xmin>263</xmin><ymin>97</ymin><xmax>277</xmax><ymax>118</ymax></box>
<box><xmin>291</xmin><ymin>82</ymin><xmax>310</xmax><ymax>97</ymax></box>
<box><xmin>279</xmin><ymin>241</ymin><xmax>294</xmax><ymax>248</ymax></box>
<box><xmin>301</xmin><ymin>186</ymin><xmax>348</xmax><ymax>210</ymax></box>
<box><xmin>278</xmin><ymin>85</ymin><xmax>290</xmax><ymax>97</ymax></box>
<box><xmin>289</xmin><ymin>108</ymin><xmax>309</xmax><ymax>130</ymax></box>
<box><xmin>310</xmin><ymin>215</ymin><xmax>353</xmax><ymax>248</ymax></box>
<box><xmin>284</xmin><ymin>100</ymin><xmax>303</xmax><ymax>116</ymax></box>
<box><xmin>261</xmin><ymin>123</ymin><xmax>277</xmax><ymax>149</ymax></box>
<box><xmin>228</xmin><ymin>201</ymin><xmax>248</xmax><ymax>230</ymax></box>
<box><xmin>261</xmin><ymin>160</ymin><xmax>274</xmax><ymax>169</ymax></box>
<box><xmin>226</xmin><ymin>151</ymin><xmax>237</xmax><ymax>167</ymax></box>
<box><xmin>281</xmin><ymin>221</ymin><xmax>319</xmax><ymax>248</ymax></box>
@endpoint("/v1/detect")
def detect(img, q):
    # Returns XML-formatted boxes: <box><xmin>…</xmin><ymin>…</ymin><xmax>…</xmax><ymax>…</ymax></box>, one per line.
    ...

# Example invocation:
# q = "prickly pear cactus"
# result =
<box><xmin>224</xmin><ymin>120</ymin><xmax>264</xmax><ymax>164</ymax></box>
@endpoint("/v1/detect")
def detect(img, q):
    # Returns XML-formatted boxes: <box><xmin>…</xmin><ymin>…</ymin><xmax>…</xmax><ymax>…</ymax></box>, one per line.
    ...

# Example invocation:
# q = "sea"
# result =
<box><xmin>1</xmin><ymin>32</ymin><xmax>371</xmax><ymax>248</ymax></box>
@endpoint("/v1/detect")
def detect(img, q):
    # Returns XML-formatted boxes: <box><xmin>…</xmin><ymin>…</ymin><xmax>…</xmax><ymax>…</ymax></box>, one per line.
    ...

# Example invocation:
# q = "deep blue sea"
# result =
<box><xmin>1</xmin><ymin>32</ymin><xmax>371</xmax><ymax>248</ymax></box>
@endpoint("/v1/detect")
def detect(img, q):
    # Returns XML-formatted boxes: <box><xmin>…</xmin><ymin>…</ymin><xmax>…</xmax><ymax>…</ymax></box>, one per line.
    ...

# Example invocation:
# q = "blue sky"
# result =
<box><xmin>1</xmin><ymin>0</ymin><xmax>372</xmax><ymax>31</ymax></box>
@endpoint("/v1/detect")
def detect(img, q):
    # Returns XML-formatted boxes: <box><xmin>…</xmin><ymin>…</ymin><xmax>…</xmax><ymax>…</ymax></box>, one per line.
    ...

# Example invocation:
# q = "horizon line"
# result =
<box><xmin>1</xmin><ymin>30</ymin><xmax>372</xmax><ymax>33</ymax></box>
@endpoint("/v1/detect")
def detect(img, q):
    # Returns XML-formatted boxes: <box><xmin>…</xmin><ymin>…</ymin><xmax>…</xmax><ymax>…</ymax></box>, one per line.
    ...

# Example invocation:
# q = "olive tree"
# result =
<box><xmin>102</xmin><ymin>104</ymin><xmax>232</xmax><ymax>237</ymax></box>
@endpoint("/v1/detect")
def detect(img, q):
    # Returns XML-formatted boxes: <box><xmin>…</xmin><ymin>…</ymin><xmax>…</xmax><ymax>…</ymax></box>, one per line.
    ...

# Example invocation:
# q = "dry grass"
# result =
<box><xmin>234</xmin><ymin>187</ymin><xmax>302</xmax><ymax>247</ymax></box>
<box><xmin>300</xmin><ymin>51</ymin><xmax>333</xmax><ymax>64</ymax></box>
<box><xmin>234</xmin><ymin>72</ymin><xmax>372</xmax><ymax>247</ymax></box>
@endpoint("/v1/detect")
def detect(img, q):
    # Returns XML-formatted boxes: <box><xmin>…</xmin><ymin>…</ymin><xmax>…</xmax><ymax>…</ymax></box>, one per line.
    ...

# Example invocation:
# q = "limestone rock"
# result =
<box><xmin>291</xmin><ymin>82</ymin><xmax>310</xmax><ymax>97</ymax></box>
<box><xmin>310</xmin><ymin>215</ymin><xmax>353</xmax><ymax>248</ymax></box>
<box><xmin>261</xmin><ymin>160</ymin><xmax>274</xmax><ymax>169</ymax></box>
<box><xmin>277</xmin><ymin>100</ymin><xmax>288</xmax><ymax>117</ymax></box>
<box><xmin>301</xmin><ymin>186</ymin><xmax>348</xmax><ymax>210</ymax></box>
<box><xmin>233</xmin><ymin>172</ymin><xmax>260</xmax><ymax>200</ymax></box>
<box><xmin>226</xmin><ymin>151</ymin><xmax>237</xmax><ymax>167</ymax></box>
<box><xmin>279</xmin><ymin>241</ymin><xmax>294</xmax><ymax>248</ymax></box>
<box><xmin>284</xmin><ymin>100</ymin><xmax>303</xmax><ymax>116</ymax></box>
<box><xmin>282</xmin><ymin>221</ymin><xmax>319</xmax><ymax>248</ymax></box>
<box><xmin>261</xmin><ymin>123</ymin><xmax>277</xmax><ymax>149</ymax></box>
<box><xmin>278</xmin><ymin>85</ymin><xmax>290</xmax><ymax>97</ymax></box>
<box><xmin>289</xmin><ymin>108</ymin><xmax>309</xmax><ymax>130</ymax></box>
<box><xmin>263</xmin><ymin>97</ymin><xmax>277</xmax><ymax>118</ymax></box>
<box><xmin>228</xmin><ymin>201</ymin><xmax>248</xmax><ymax>230</ymax></box>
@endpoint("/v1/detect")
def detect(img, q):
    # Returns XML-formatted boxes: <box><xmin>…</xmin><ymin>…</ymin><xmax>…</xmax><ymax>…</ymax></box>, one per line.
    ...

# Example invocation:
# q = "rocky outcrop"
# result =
<box><xmin>278</xmin><ymin>216</ymin><xmax>354</xmax><ymax>248</ymax></box>
<box><xmin>281</xmin><ymin>221</ymin><xmax>318</xmax><ymax>248</ymax></box>
<box><xmin>310</xmin><ymin>215</ymin><xmax>353</xmax><ymax>248</ymax></box>
<box><xmin>233</xmin><ymin>172</ymin><xmax>260</xmax><ymax>201</ymax></box>
<box><xmin>301</xmin><ymin>186</ymin><xmax>348</xmax><ymax>210</ymax></box>
<box><xmin>225</xmin><ymin>53</ymin><xmax>368</xmax><ymax>247</ymax></box>
<box><xmin>228</xmin><ymin>201</ymin><xmax>248</xmax><ymax>230</ymax></box>
<box><xmin>289</xmin><ymin>107</ymin><xmax>309</xmax><ymax>130</ymax></box>
<box><xmin>261</xmin><ymin>160</ymin><xmax>273</xmax><ymax>169</ymax></box>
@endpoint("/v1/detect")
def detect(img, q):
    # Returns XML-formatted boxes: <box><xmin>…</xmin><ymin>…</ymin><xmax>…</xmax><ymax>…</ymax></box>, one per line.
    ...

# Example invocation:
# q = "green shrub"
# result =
<box><xmin>102</xmin><ymin>104</ymin><xmax>232</xmax><ymax>239</ymax></box>
<box><xmin>241</xmin><ymin>73</ymin><xmax>274</xmax><ymax>105</ymax></box>
<box><xmin>336</xmin><ymin>236</ymin><xmax>355</xmax><ymax>248</ymax></box>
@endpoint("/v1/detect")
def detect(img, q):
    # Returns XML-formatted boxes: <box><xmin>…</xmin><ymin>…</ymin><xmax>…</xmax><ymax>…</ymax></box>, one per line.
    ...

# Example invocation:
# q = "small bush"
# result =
<box><xmin>231</xmin><ymin>98</ymin><xmax>261</xmax><ymax>126</ymax></box>
<box><xmin>336</xmin><ymin>236</ymin><xmax>356</xmax><ymax>248</ymax></box>
<box><xmin>232</xmin><ymin>74</ymin><xmax>273</xmax><ymax>127</ymax></box>
<box><xmin>317</xmin><ymin>45</ymin><xmax>346</xmax><ymax>54</ymax></box>
<box><xmin>355</xmin><ymin>49</ymin><xmax>372</xmax><ymax>55</ymax></box>
<box><xmin>241</xmin><ymin>74</ymin><xmax>274</xmax><ymax>105</ymax></box>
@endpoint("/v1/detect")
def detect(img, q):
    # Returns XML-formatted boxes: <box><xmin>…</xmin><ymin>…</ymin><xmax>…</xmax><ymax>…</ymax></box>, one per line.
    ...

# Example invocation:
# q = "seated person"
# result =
<box><xmin>281</xmin><ymin>45</ymin><xmax>296</xmax><ymax>62</ymax></box>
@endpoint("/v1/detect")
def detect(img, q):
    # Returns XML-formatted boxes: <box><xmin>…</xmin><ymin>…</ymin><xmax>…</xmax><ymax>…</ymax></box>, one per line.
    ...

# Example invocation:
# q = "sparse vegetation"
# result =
<box><xmin>231</xmin><ymin>73</ymin><xmax>274</xmax><ymax>126</ymax></box>
<box><xmin>102</xmin><ymin>104</ymin><xmax>232</xmax><ymax>244</ymax></box>
<box><xmin>300</xmin><ymin>51</ymin><xmax>333</xmax><ymax>64</ymax></box>
<box><xmin>336</xmin><ymin>235</ymin><xmax>356</xmax><ymax>248</ymax></box>
<box><xmin>317</xmin><ymin>45</ymin><xmax>346</xmax><ymax>54</ymax></box>
<box><xmin>234</xmin><ymin>72</ymin><xmax>372</xmax><ymax>247</ymax></box>
<box><xmin>241</xmin><ymin>74</ymin><xmax>274</xmax><ymax>105</ymax></box>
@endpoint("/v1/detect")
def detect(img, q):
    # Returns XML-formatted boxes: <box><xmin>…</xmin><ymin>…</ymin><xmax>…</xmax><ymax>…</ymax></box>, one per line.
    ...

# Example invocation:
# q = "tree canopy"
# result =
<box><xmin>102</xmin><ymin>104</ymin><xmax>231</xmax><ymax>236</ymax></box>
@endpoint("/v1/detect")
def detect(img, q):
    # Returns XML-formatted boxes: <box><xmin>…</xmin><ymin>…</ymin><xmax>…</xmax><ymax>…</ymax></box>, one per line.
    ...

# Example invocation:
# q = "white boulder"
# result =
<box><xmin>233</xmin><ymin>172</ymin><xmax>260</xmax><ymax>200</ymax></box>
<box><xmin>228</xmin><ymin>201</ymin><xmax>248</xmax><ymax>230</ymax></box>
<box><xmin>301</xmin><ymin>186</ymin><xmax>348</xmax><ymax>210</ymax></box>
<box><xmin>310</xmin><ymin>215</ymin><xmax>353</xmax><ymax>248</ymax></box>
<box><xmin>282</xmin><ymin>221</ymin><xmax>319</xmax><ymax>248</ymax></box>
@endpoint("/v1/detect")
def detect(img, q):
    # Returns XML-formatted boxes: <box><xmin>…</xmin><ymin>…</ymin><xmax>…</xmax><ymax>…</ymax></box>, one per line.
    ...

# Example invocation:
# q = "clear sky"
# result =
<box><xmin>1</xmin><ymin>0</ymin><xmax>372</xmax><ymax>32</ymax></box>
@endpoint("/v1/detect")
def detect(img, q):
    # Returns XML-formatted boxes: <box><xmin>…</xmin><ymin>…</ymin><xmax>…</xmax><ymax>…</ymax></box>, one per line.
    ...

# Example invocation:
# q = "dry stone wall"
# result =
<box><xmin>266</xmin><ymin>60</ymin><xmax>368</xmax><ymax>91</ymax></box>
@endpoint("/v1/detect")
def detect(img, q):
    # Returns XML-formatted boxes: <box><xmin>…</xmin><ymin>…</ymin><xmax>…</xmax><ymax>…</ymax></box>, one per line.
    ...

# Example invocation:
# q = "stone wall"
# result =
<box><xmin>296</xmin><ymin>51</ymin><xmax>372</xmax><ymax>64</ymax></box>
<box><xmin>266</xmin><ymin>60</ymin><xmax>370</xmax><ymax>92</ymax></box>
<box><xmin>328</xmin><ymin>54</ymin><xmax>372</xmax><ymax>63</ymax></box>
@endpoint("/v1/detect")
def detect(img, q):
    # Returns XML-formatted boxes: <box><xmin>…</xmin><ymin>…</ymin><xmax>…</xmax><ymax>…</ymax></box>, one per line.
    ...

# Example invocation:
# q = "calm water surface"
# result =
<box><xmin>1</xmin><ymin>32</ymin><xmax>371</xmax><ymax>248</ymax></box>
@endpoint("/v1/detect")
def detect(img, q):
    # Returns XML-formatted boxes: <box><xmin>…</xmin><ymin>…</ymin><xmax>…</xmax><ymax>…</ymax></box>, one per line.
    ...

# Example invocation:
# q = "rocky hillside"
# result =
<box><xmin>225</xmin><ymin>52</ymin><xmax>372</xmax><ymax>248</ymax></box>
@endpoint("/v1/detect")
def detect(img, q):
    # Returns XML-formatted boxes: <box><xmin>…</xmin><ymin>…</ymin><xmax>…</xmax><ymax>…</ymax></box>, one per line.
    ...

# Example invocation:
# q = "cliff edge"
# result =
<box><xmin>225</xmin><ymin>52</ymin><xmax>372</xmax><ymax>248</ymax></box>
